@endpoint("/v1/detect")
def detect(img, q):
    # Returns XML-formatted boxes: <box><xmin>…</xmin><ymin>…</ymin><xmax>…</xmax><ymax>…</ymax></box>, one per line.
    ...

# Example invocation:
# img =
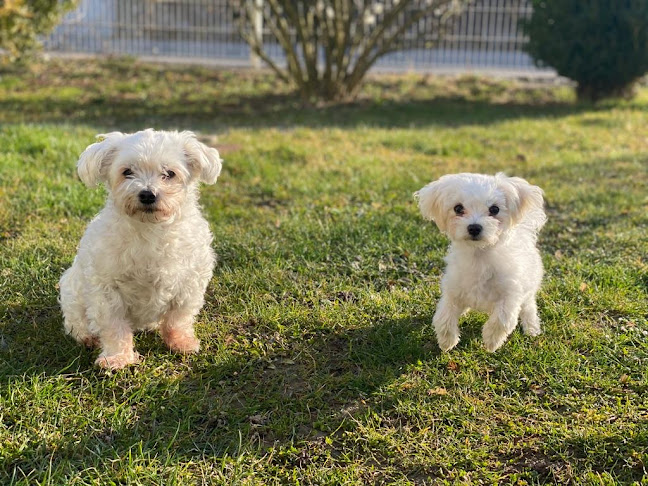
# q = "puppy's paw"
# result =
<box><xmin>68</xmin><ymin>329</ymin><xmax>100</xmax><ymax>349</ymax></box>
<box><xmin>482</xmin><ymin>328</ymin><xmax>508</xmax><ymax>352</ymax></box>
<box><xmin>95</xmin><ymin>351</ymin><xmax>140</xmax><ymax>370</ymax></box>
<box><xmin>436</xmin><ymin>331</ymin><xmax>460</xmax><ymax>352</ymax></box>
<box><xmin>522</xmin><ymin>315</ymin><xmax>542</xmax><ymax>336</ymax></box>
<box><xmin>524</xmin><ymin>326</ymin><xmax>542</xmax><ymax>337</ymax></box>
<box><xmin>82</xmin><ymin>335</ymin><xmax>101</xmax><ymax>349</ymax></box>
<box><xmin>163</xmin><ymin>329</ymin><xmax>200</xmax><ymax>354</ymax></box>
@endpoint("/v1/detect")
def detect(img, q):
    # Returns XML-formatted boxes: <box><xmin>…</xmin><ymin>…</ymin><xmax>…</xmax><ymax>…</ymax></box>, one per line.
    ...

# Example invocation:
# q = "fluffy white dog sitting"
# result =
<box><xmin>416</xmin><ymin>173</ymin><xmax>546</xmax><ymax>352</ymax></box>
<box><xmin>59</xmin><ymin>129</ymin><xmax>222</xmax><ymax>369</ymax></box>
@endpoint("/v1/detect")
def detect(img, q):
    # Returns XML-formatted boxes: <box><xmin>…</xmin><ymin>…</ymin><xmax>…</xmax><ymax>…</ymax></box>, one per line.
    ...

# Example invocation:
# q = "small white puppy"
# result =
<box><xmin>59</xmin><ymin>129</ymin><xmax>222</xmax><ymax>369</ymax></box>
<box><xmin>416</xmin><ymin>173</ymin><xmax>546</xmax><ymax>352</ymax></box>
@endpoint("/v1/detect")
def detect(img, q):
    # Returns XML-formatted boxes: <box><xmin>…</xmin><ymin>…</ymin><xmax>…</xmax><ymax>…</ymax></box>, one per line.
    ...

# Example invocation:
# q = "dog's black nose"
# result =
<box><xmin>467</xmin><ymin>224</ymin><xmax>482</xmax><ymax>237</ymax></box>
<box><xmin>138</xmin><ymin>190</ymin><xmax>156</xmax><ymax>205</ymax></box>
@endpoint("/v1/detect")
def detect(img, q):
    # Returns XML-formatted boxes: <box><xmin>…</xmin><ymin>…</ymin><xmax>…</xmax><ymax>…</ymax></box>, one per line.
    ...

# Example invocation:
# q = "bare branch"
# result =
<box><xmin>347</xmin><ymin>1</ymin><xmax>468</xmax><ymax>92</ymax></box>
<box><xmin>264</xmin><ymin>0</ymin><xmax>308</xmax><ymax>89</ymax></box>
<box><xmin>231</xmin><ymin>0</ymin><xmax>469</xmax><ymax>101</ymax></box>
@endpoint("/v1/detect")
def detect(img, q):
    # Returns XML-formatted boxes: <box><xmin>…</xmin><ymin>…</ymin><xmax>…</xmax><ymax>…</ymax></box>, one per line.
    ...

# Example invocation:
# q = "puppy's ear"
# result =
<box><xmin>415</xmin><ymin>178</ymin><xmax>449</xmax><ymax>232</ymax></box>
<box><xmin>77</xmin><ymin>132</ymin><xmax>125</xmax><ymax>187</ymax></box>
<box><xmin>497</xmin><ymin>173</ymin><xmax>546</xmax><ymax>229</ymax></box>
<box><xmin>181</xmin><ymin>132</ymin><xmax>223</xmax><ymax>184</ymax></box>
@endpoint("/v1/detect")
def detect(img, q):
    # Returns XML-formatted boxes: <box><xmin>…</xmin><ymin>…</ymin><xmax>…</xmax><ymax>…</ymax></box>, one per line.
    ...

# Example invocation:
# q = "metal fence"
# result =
<box><xmin>45</xmin><ymin>0</ymin><xmax>546</xmax><ymax>73</ymax></box>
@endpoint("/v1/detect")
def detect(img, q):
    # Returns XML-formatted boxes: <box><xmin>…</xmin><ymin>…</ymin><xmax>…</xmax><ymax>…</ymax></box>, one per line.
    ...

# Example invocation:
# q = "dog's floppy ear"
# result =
<box><xmin>77</xmin><ymin>132</ymin><xmax>126</xmax><ymax>187</ymax></box>
<box><xmin>415</xmin><ymin>178</ymin><xmax>450</xmax><ymax>232</ymax></box>
<box><xmin>181</xmin><ymin>131</ymin><xmax>223</xmax><ymax>184</ymax></box>
<box><xmin>497</xmin><ymin>173</ymin><xmax>546</xmax><ymax>230</ymax></box>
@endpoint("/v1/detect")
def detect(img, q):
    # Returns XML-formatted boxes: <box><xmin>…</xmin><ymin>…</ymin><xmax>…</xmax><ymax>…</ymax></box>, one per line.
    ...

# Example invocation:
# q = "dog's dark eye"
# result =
<box><xmin>454</xmin><ymin>204</ymin><xmax>465</xmax><ymax>215</ymax></box>
<box><xmin>163</xmin><ymin>170</ymin><xmax>176</xmax><ymax>180</ymax></box>
<box><xmin>123</xmin><ymin>168</ymin><xmax>133</xmax><ymax>177</ymax></box>
<box><xmin>489</xmin><ymin>205</ymin><xmax>500</xmax><ymax>216</ymax></box>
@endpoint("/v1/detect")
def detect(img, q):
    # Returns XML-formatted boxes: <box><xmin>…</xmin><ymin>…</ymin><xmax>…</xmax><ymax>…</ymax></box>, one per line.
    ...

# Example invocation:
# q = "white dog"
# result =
<box><xmin>59</xmin><ymin>129</ymin><xmax>222</xmax><ymax>369</ymax></box>
<box><xmin>416</xmin><ymin>173</ymin><xmax>546</xmax><ymax>352</ymax></box>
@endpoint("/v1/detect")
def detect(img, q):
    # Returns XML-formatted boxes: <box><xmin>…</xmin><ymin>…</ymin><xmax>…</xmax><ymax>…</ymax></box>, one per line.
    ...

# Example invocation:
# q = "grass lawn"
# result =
<box><xmin>0</xmin><ymin>58</ymin><xmax>647</xmax><ymax>485</ymax></box>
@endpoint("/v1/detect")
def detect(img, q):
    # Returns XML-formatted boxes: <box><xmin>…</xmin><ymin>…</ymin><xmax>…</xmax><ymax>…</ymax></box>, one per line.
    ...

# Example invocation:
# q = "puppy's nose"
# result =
<box><xmin>467</xmin><ymin>224</ymin><xmax>482</xmax><ymax>238</ymax></box>
<box><xmin>138</xmin><ymin>190</ymin><xmax>156</xmax><ymax>205</ymax></box>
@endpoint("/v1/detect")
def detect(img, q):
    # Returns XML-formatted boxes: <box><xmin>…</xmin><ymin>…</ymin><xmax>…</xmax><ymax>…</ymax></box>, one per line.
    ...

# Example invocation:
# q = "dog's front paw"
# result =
<box><xmin>482</xmin><ymin>327</ymin><xmax>508</xmax><ymax>352</ymax></box>
<box><xmin>524</xmin><ymin>326</ymin><xmax>542</xmax><ymax>337</ymax></box>
<box><xmin>95</xmin><ymin>351</ymin><xmax>140</xmax><ymax>370</ymax></box>
<box><xmin>81</xmin><ymin>335</ymin><xmax>101</xmax><ymax>349</ymax></box>
<box><xmin>163</xmin><ymin>329</ymin><xmax>200</xmax><ymax>354</ymax></box>
<box><xmin>436</xmin><ymin>331</ymin><xmax>460</xmax><ymax>352</ymax></box>
<box><xmin>522</xmin><ymin>314</ymin><xmax>542</xmax><ymax>336</ymax></box>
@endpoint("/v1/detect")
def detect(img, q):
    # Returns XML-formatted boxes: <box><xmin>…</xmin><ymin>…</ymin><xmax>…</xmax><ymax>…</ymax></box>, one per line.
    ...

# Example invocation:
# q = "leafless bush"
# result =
<box><xmin>232</xmin><ymin>0</ymin><xmax>468</xmax><ymax>101</ymax></box>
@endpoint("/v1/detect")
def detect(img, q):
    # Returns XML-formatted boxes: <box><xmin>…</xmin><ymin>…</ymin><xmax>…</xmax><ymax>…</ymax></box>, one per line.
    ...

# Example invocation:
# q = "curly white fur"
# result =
<box><xmin>59</xmin><ymin>129</ymin><xmax>222</xmax><ymax>369</ymax></box>
<box><xmin>416</xmin><ymin>173</ymin><xmax>546</xmax><ymax>352</ymax></box>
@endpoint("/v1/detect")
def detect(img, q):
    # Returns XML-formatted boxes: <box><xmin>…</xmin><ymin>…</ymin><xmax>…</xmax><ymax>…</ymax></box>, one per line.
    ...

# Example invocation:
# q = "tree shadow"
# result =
<box><xmin>0</xmin><ymin>58</ymin><xmax>598</xmax><ymax>130</ymax></box>
<box><xmin>0</xmin><ymin>91</ymin><xmax>597</xmax><ymax>132</ymax></box>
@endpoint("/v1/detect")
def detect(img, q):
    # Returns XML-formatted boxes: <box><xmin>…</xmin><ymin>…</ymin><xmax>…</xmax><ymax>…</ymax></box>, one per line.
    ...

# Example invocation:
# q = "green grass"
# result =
<box><xmin>1</xmin><ymin>58</ymin><xmax>647</xmax><ymax>485</ymax></box>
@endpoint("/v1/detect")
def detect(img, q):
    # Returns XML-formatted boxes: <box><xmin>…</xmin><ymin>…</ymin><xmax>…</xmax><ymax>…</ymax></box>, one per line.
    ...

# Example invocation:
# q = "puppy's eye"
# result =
<box><xmin>489</xmin><ymin>205</ymin><xmax>500</xmax><ymax>216</ymax></box>
<box><xmin>454</xmin><ymin>204</ymin><xmax>465</xmax><ymax>215</ymax></box>
<box><xmin>163</xmin><ymin>170</ymin><xmax>176</xmax><ymax>180</ymax></box>
<box><xmin>123</xmin><ymin>168</ymin><xmax>134</xmax><ymax>177</ymax></box>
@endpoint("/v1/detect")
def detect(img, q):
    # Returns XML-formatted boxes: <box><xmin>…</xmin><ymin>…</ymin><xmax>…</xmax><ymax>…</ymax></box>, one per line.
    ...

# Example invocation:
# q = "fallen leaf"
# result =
<box><xmin>249</xmin><ymin>414</ymin><xmax>266</xmax><ymax>426</ymax></box>
<box><xmin>530</xmin><ymin>385</ymin><xmax>546</xmax><ymax>396</ymax></box>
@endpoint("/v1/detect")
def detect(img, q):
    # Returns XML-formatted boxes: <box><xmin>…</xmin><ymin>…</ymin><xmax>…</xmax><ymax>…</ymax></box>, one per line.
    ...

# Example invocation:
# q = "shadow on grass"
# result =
<box><xmin>530</xmin><ymin>152</ymin><xmax>648</xmax><ymax>257</ymax></box>
<box><xmin>558</xmin><ymin>432</ymin><xmax>648</xmax><ymax>482</ymax></box>
<box><xmin>0</xmin><ymin>308</ymin><xmax>446</xmax><ymax>478</ymax></box>
<box><xmin>4</xmin><ymin>286</ymin><xmax>644</xmax><ymax>482</ymax></box>
<box><xmin>0</xmin><ymin>93</ymin><xmax>597</xmax><ymax>131</ymax></box>
<box><xmin>0</xmin><ymin>299</ymin><xmax>96</xmax><ymax>376</ymax></box>
<box><xmin>0</xmin><ymin>59</ymin><xmax>598</xmax><ymax>130</ymax></box>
